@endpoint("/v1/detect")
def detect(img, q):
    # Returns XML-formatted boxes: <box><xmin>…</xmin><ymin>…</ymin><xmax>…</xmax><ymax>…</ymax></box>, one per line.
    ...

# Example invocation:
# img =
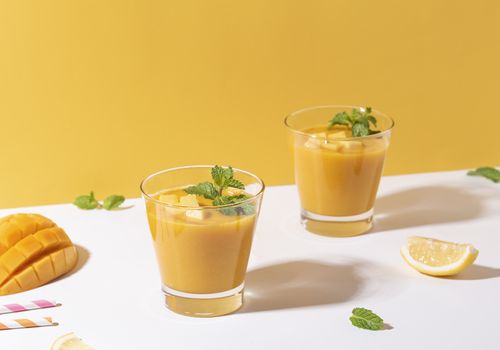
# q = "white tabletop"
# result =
<box><xmin>1</xmin><ymin>170</ymin><xmax>499</xmax><ymax>349</ymax></box>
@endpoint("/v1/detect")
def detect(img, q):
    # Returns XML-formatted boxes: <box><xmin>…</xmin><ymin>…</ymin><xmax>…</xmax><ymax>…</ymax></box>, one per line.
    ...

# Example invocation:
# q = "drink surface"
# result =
<box><xmin>294</xmin><ymin>125</ymin><xmax>388</xmax><ymax>216</ymax></box>
<box><xmin>146</xmin><ymin>188</ymin><xmax>256</xmax><ymax>294</ymax></box>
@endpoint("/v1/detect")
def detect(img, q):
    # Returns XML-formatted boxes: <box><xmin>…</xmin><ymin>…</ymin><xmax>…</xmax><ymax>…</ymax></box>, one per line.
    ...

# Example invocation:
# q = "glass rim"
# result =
<box><xmin>140</xmin><ymin>164</ymin><xmax>265</xmax><ymax>210</ymax></box>
<box><xmin>284</xmin><ymin>104</ymin><xmax>395</xmax><ymax>141</ymax></box>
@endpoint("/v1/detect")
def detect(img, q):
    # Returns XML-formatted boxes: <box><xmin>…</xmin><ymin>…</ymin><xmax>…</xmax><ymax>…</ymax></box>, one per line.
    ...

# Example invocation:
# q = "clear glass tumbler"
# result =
<box><xmin>285</xmin><ymin>105</ymin><xmax>394</xmax><ymax>237</ymax></box>
<box><xmin>140</xmin><ymin>165</ymin><xmax>264</xmax><ymax>317</ymax></box>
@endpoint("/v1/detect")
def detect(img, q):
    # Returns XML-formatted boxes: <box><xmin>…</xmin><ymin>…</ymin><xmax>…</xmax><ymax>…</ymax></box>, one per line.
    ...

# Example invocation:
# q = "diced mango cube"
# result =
<box><xmin>338</xmin><ymin>141</ymin><xmax>364</xmax><ymax>152</ymax></box>
<box><xmin>63</xmin><ymin>246</ymin><xmax>78</xmax><ymax>270</ymax></box>
<box><xmin>0</xmin><ymin>248</ymin><xmax>26</xmax><ymax>274</ymax></box>
<box><xmin>51</xmin><ymin>249</ymin><xmax>67</xmax><ymax>276</ymax></box>
<box><xmin>304</xmin><ymin>137</ymin><xmax>324</xmax><ymax>149</ymax></box>
<box><xmin>15</xmin><ymin>266</ymin><xmax>40</xmax><ymax>290</ymax></box>
<box><xmin>159</xmin><ymin>194</ymin><xmax>179</xmax><ymax>205</ymax></box>
<box><xmin>179</xmin><ymin>194</ymin><xmax>199</xmax><ymax>207</ymax></box>
<box><xmin>16</xmin><ymin>235</ymin><xmax>43</xmax><ymax>259</ymax></box>
<box><xmin>0</xmin><ymin>278</ymin><xmax>21</xmax><ymax>295</ymax></box>
<box><xmin>327</xmin><ymin>130</ymin><xmax>347</xmax><ymax>139</ymax></box>
<box><xmin>321</xmin><ymin>142</ymin><xmax>340</xmax><ymax>151</ymax></box>
<box><xmin>33</xmin><ymin>255</ymin><xmax>55</xmax><ymax>284</ymax></box>
<box><xmin>179</xmin><ymin>195</ymin><xmax>204</xmax><ymax>220</ymax></box>
<box><xmin>185</xmin><ymin>210</ymin><xmax>205</xmax><ymax>220</ymax></box>
<box><xmin>222</xmin><ymin>187</ymin><xmax>244</xmax><ymax>196</ymax></box>
<box><xmin>0</xmin><ymin>223</ymin><xmax>22</xmax><ymax>248</ymax></box>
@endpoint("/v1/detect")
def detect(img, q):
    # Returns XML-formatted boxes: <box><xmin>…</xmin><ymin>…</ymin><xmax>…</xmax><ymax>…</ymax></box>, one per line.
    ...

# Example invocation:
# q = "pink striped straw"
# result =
<box><xmin>0</xmin><ymin>300</ymin><xmax>59</xmax><ymax>315</ymax></box>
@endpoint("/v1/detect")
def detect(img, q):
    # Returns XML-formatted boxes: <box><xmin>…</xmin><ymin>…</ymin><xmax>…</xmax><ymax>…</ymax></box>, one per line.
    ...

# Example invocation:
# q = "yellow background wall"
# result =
<box><xmin>1</xmin><ymin>1</ymin><xmax>499</xmax><ymax>208</ymax></box>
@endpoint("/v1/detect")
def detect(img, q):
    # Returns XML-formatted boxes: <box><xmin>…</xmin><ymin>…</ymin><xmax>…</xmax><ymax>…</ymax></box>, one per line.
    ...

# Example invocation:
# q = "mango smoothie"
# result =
<box><xmin>295</xmin><ymin>126</ymin><xmax>387</xmax><ymax>216</ymax></box>
<box><xmin>141</xmin><ymin>165</ymin><xmax>264</xmax><ymax>317</ymax></box>
<box><xmin>285</xmin><ymin>106</ymin><xmax>394</xmax><ymax>236</ymax></box>
<box><xmin>146</xmin><ymin>189</ymin><xmax>256</xmax><ymax>294</ymax></box>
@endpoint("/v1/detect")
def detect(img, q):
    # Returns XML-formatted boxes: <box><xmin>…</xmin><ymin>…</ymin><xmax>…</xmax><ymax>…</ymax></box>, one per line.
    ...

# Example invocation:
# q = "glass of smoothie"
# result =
<box><xmin>140</xmin><ymin>165</ymin><xmax>264</xmax><ymax>317</ymax></box>
<box><xmin>285</xmin><ymin>105</ymin><xmax>394</xmax><ymax>237</ymax></box>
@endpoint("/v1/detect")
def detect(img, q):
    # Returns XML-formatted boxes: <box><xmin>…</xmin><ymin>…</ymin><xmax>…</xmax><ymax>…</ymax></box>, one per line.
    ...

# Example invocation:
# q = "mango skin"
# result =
<box><xmin>0</xmin><ymin>214</ymin><xmax>78</xmax><ymax>295</ymax></box>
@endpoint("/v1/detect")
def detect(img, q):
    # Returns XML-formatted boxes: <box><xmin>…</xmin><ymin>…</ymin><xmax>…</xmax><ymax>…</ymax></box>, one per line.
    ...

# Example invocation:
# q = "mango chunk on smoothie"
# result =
<box><xmin>0</xmin><ymin>214</ymin><xmax>78</xmax><ymax>295</ymax></box>
<box><xmin>327</xmin><ymin>130</ymin><xmax>347</xmax><ymax>139</ymax></box>
<box><xmin>179</xmin><ymin>194</ymin><xmax>205</xmax><ymax>220</ymax></box>
<box><xmin>337</xmin><ymin>140</ymin><xmax>364</xmax><ymax>152</ymax></box>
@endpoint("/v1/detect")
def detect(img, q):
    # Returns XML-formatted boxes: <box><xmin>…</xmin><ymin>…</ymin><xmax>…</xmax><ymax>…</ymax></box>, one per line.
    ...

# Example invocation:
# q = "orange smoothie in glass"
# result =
<box><xmin>285</xmin><ymin>106</ymin><xmax>394</xmax><ymax>236</ymax></box>
<box><xmin>295</xmin><ymin>126</ymin><xmax>387</xmax><ymax>216</ymax></box>
<box><xmin>141</xmin><ymin>165</ymin><xmax>264</xmax><ymax>317</ymax></box>
<box><xmin>146</xmin><ymin>188</ymin><xmax>256</xmax><ymax>294</ymax></box>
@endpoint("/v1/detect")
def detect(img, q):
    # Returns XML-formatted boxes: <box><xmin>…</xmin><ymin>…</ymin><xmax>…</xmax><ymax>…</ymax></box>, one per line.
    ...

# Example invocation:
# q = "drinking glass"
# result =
<box><xmin>140</xmin><ymin>165</ymin><xmax>264</xmax><ymax>317</ymax></box>
<box><xmin>285</xmin><ymin>106</ymin><xmax>394</xmax><ymax>236</ymax></box>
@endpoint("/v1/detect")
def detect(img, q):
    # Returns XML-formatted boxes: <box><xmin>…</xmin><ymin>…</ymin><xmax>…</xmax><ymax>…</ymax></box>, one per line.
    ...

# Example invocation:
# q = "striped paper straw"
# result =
<box><xmin>0</xmin><ymin>300</ymin><xmax>59</xmax><ymax>315</ymax></box>
<box><xmin>0</xmin><ymin>317</ymin><xmax>58</xmax><ymax>331</ymax></box>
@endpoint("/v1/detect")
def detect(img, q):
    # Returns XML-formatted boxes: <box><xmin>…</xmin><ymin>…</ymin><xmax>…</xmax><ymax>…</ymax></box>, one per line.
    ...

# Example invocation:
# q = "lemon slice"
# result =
<box><xmin>51</xmin><ymin>333</ymin><xmax>95</xmax><ymax>350</ymax></box>
<box><xmin>401</xmin><ymin>236</ymin><xmax>478</xmax><ymax>276</ymax></box>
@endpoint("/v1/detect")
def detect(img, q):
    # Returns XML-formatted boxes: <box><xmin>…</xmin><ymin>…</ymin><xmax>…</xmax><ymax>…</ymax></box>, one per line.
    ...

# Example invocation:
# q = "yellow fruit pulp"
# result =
<box><xmin>0</xmin><ymin>214</ymin><xmax>78</xmax><ymax>295</ymax></box>
<box><xmin>294</xmin><ymin>125</ymin><xmax>388</xmax><ymax>216</ymax></box>
<box><xmin>147</xmin><ymin>189</ymin><xmax>257</xmax><ymax>294</ymax></box>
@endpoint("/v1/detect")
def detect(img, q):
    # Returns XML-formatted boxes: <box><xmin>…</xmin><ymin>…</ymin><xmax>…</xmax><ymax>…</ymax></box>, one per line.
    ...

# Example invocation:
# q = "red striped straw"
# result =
<box><xmin>0</xmin><ymin>317</ymin><xmax>58</xmax><ymax>331</ymax></box>
<box><xmin>0</xmin><ymin>300</ymin><xmax>59</xmax><ymax>315</ymax></box>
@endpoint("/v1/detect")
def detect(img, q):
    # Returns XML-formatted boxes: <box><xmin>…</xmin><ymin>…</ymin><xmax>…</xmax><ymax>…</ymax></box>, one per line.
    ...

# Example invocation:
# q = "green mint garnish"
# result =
<box><xmin>74</xmin><ymin>192</ymin><xmax>126</xmax><ymax>210</ymax></box>
<box><xmin>185</xmin><ymin>165</ymin><xmax>253</xmax><ymax>216</ymax></box>
<box><xmin>349</xmin><ymin>307</ymin><xmax>385</xmax><ymax>331</ymax></box>
<box><xmin>328</xmin><ymin>107</ymin><xmax>379</xmax><ymax>137</ymax></box>
<box><xmin>213</xmin><ymin>195</ymin><xmax>256</xmax><ymax>216</ymax></box>
<box><xmin>103</xmin><ymin>195</ymin><xmax>126</xmax><ymax>210</ymax></box>
<box><xmin>467</xmin><ymin>167</ymin><xmax>500</xmax><ymax>183</ymax></box>
<box><xmin>74</xmin><ymin>191</ymin><xmax>100</xmax><ymax>210</ymax></box>
<box><xmin>184</xmin><ymin>182</ymin><xmax>219</xmax><ymax>199</ymax></box>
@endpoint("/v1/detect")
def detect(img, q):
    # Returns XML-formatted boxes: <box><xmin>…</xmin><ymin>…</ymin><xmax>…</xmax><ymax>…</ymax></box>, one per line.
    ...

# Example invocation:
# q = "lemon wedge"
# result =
<box><xmin>51</xmin><ymin>333</ymin><xmax>94</xmax><ymax>350</ymax></box>
<box><xmin>401</xmin><ymin>236</ymin><xmax>478</xmax><ymax>276</ymax></box>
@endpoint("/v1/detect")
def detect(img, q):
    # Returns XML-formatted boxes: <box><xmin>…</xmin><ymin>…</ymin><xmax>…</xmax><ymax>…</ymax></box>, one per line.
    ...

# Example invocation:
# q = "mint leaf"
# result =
<box><xmin>211</xmin><ymin>165</ymin><xmax>241</xmax><ymax>193</ymax></box>
<box><xmin>226</xmin><ymin>178</ymin><xmax>245</xmax><ymax>190</ymax></box>
<box><xmin>103</xmin><ymin>195</ymin><xmax>125</xmax><ymax>210</ymax></box>
<box><xmin>213</xmin><ymin>195</ymin><xmax>255</xmax><ymax>216</ymax></box>
<box><xmin>213</xmin><ymin>194</ymin><xmax>247</xmax><ymax>205</ymax></box>
<box><xmin>211</xmin><ymin>165</ymin><xmax>227</xmax><ymax>188</ymax></box>
<box><xmin>350</xmin><ymin>308</ymin><xmax>384</xmax><ymax>331</ymax></box>
<box><xmin>328</xmin><ymin>112</ymin><xmax>350</xmax><ymax>128</ymax></box>
<box><xmin>73</xmin><ymin>191</ymin><xmax>100</xmax><ymax>210</ymax></box>
<box><xmin>367</xmin><ymin>115</ymin><xmax>377</xmax><ymax>127</ymax></box>
<box><xmin>185</xmin><ymin>182</ymin><xmax>219</xmax><ymax>199</ymax></box>
<box><xmin>186</xmin><ymin>165</ymin><xmax>253</xmax><ymax>216</ymax></box>
<box><xmin>328</xmin><ymin>107</ymin><xmax>380</xmax><ymax>137</ymax></box>
<box><xmin>352</xmin><ymin>123</ymin><xmax>369</xmax><ymax>137</ymax></box>
<box><xmin>467</xmin><ymin>167</ymin><xmax>500</xmax><ymax>183</ymax></box>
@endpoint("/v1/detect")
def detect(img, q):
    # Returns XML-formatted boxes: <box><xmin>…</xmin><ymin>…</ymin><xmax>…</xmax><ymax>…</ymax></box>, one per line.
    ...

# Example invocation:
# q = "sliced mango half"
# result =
<box><xmin>0</xmin><ymin>214</ymin><xmax>78</xmax><ymax>295</ymax></box>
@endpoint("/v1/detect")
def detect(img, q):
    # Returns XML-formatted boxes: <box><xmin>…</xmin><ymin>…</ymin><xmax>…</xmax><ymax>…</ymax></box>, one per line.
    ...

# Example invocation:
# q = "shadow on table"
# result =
<box><xmin>240</xmin><ymin>260</ymin><xmax>362</xmax><ymax>313</ymax></box>
<box><xmin>372</xmin><ymin>186</ymin><xmax>484</xmax><ymax>232</ymax></box>
<box><xmin>446</xmin><ymin>265</ymin><xmax>500</xmax><ymax>280</ymax></box>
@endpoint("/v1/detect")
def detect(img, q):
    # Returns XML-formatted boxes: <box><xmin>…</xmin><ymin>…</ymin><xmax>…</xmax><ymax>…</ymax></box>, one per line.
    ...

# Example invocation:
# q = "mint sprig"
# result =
<box><xmin>213</xmin><ymin>194</ymin><xmax>255</xmax><ymax>215</ymax></box>
<box><xmin>185</xmin><ymin>165</ymin><xmax>253</xmax><ymax>216</ymax></box>
<box><xmin>73</xmin><ymin>192</ymin><xmax>126</xmax><ymax>210</ymax></box>
<box><xmin>328</xmin><ymin>107</ymin><xmax>379</xmax><ymax>137</ymax></box>
<box><xmin>74</xmin><ymin>191</ymin><xmax>100</xmax><ymax>210</ymax></box>
<box><xmin>103</xmin><ymin>195</ymin><xmax>126</xmax><ymax>210</ymax></box>
<box><xmin>467</xmin><ymin>167</ymin><xmax>500</xmax><ymax>183</ymax></box>
<box><xmin>184</xmin><ymin>182</ymin><xmax>219</xmax><ymax>199</ymax></box>
<box><xmin>349</xmin><ymin>307</ymin><xmax>385</xmax><ymax>330</ymax></box>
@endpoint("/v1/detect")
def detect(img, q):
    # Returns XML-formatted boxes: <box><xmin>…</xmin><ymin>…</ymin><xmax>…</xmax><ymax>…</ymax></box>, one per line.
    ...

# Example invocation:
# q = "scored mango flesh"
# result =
<box><xmin>0</xmin><ymin>214</ymin><xmax>78</xmax><ymax>295</ymax></box>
